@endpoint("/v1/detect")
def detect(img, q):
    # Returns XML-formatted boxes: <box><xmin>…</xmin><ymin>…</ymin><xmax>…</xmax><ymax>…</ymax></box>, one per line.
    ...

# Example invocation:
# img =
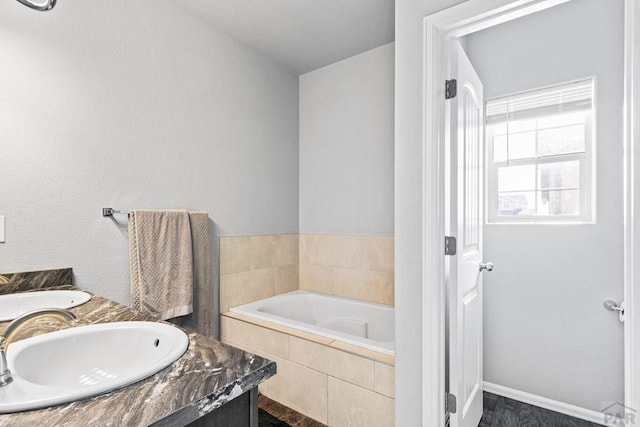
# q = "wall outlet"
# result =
<box><xmin>0</xmin><ymin>216</ymin><xmax>5</xmax><ymax>243</ymax></box>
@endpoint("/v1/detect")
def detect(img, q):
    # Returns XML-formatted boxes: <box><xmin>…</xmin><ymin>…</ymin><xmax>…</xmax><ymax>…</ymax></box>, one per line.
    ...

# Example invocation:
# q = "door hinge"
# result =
<box><xmin>445</xmin><ymin>236</ymin><xmax>457</xmax><ymax>256</ymax></box>
<box><xmin>446</xmin><ymin>392</ymin><xmax>457</xmax><ymax>414</ymax></box>
<box><xmin>445</xmin><ymin>79</ymin><xmax>457</xmax><ymax>99</ymax></box>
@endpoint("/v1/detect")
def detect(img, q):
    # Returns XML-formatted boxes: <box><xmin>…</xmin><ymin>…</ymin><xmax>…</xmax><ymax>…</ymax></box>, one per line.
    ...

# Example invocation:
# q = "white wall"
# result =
<box><xmin>0</xmin><ymin>0</ymin><xmax>299</xmax><ymax>309</ymax></box>
<box><xmin>299</xmin><ymin>43</ymin><xmax>395</xmax><ymax>235</ymax></box>
<box><xmin>463</xmin><ymin>0</ymin><xmax>624</xmax><ymax>411</ymax></box>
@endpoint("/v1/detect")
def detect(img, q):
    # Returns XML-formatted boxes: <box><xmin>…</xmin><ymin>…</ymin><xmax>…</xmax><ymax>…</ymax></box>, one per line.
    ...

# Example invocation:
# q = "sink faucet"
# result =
<box><xmin>0</xmin><ymin>308</ymin><xmax>76</xmax><ymax>387</ymax></box>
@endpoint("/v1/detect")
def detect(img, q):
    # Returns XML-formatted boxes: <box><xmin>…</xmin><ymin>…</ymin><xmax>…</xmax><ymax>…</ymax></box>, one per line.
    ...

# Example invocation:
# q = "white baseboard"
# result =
<box><xmin>483</xmin><ymin>382</ymin><xmax>606</xmax><ymax>425</ymax></box>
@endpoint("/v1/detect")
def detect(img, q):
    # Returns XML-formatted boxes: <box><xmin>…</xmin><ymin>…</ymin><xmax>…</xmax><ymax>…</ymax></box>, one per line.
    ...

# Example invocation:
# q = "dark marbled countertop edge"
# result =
<box><xmin>0</xmin><ymin>286</ymin><xmax>276</xmax><ymax>427</ymax></box>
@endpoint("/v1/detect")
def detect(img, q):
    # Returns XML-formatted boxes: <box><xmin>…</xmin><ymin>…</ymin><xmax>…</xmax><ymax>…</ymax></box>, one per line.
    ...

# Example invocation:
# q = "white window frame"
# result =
<box><xmin>486</xmin><ymin>82</ymin><xmax>596</xmax><ymax>224</ymax></box>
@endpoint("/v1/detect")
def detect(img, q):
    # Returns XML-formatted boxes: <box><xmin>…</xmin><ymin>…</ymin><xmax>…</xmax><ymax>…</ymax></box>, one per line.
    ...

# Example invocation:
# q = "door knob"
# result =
<box><xmin>603</xmin><ymin>300</ymin><xmax>624</xmax><ymax>313</ymax></box>
<box><xmin>604</xmin><ymin>300</ymin><xmax>625</xmax><ymax>322</ymax></box>
<box><xmin>479</xmin><ymin>262</ymin><xmax>494</xmax><ymax>272</ymax></box>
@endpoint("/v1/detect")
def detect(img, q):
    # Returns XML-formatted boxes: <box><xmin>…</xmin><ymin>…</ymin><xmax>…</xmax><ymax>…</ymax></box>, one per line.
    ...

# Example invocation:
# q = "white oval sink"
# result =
<box><xmin>0</xmin><ymin>291</ymin><xmax>92</xmax><ymax>322</ymax></box>
<box><xmin>0</xmin><ymin>321</ymin><xmax>189</xmax><ymax>413</ymax></box>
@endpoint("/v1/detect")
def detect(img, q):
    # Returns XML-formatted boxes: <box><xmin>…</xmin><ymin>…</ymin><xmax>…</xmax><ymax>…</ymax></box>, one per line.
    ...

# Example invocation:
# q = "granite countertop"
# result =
<box><xmin>0</xmin><ymin>285</ymin><xmax>276</xmax><ymax>427</ymax></box>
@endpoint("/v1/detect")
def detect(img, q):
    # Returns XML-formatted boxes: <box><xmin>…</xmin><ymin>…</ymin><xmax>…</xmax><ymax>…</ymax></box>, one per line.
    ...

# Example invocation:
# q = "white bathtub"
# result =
<box><xmin>230</xmin><ymin>290</ymin><xmax>394</xmax><ymax>355</ymax></box>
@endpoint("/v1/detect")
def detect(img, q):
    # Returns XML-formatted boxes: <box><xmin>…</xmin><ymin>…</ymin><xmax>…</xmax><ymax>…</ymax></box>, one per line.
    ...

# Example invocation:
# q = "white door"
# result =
<box><xmin>448</xmin><ymin>40</ymin><xmax>485</xmax><ymax>427</ymax></box>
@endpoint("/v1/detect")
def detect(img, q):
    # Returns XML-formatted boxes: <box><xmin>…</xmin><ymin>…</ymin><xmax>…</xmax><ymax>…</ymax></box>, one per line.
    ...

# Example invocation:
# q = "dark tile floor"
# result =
<box><xmin>259</xmin><ymin>409</ymin><xmax>290</xmax><ymax>427</ymax></box>
<box><xmin>258</xmin><ymin>391</ymin><xmax>605</xmax><ymax>426</ymax></box>
<box><xmin>480</xmin><ymin>392</ymin><xmax>604</xmax><ymax>427</ymax></box>
<box><xmin>258</xmin><ymin>394</ymin><xmax>325</xmax><ymax>427</ymax></box>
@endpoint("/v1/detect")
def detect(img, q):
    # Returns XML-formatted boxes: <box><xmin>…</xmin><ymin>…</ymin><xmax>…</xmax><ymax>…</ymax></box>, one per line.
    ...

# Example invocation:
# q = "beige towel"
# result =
<box><xmin>171</xmin><ymin>212</ymin><xmax>214</xmax><ymax>336</ymax></box>
<box><xmin>129</xmin><ymin>209</ymin><xmax>193</xmax><ymax>320</ymax></box>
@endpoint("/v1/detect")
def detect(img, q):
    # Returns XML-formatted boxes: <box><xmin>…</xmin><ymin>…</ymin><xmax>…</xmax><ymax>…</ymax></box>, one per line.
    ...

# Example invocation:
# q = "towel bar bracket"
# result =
<box><xmin>102</xmin><ymin>208</ymin><xmax>129</xmax><ymax>217</ymax></box>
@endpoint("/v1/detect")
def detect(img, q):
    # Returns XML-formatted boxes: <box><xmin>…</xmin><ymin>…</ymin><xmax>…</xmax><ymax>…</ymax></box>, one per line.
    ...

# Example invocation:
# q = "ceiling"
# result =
<box><xmin>176</xmin><ymin>0</ymin><xmax>394</xmax><ymax>75</ymax></box>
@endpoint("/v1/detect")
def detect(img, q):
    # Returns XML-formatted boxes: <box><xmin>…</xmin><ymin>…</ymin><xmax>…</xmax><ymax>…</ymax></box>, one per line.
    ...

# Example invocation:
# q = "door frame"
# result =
<box><xmin>421</xmin><ymin>0</ymin><xmax>640</xmax><ymax>425</ymax></box>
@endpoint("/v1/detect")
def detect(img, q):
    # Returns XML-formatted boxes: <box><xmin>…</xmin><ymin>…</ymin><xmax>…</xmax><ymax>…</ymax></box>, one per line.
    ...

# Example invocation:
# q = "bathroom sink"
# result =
<box><xmin>0</xmin><ymin>321</ymin><xmax>189</xmax><ymax>413</ymax></box>
<box><xmin>0</xmin><ymin>291</ymin><xmax>92</xmax><ymax>322</ymax></box>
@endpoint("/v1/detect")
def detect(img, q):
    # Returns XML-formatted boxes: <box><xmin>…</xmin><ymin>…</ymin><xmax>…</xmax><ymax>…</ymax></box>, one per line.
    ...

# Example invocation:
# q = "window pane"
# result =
<box><xmin>498</xmin><ymin>190</ymin><xmax>580</xmax><ymax>217</ymax></box>
<box><xmin>537</xmin><ymin>111</ymin><xmax>586</xmax><ymax>130</ymax></box>
<box><xmin>538</xmin><ymin>124</ymin><xmax>586</xmax><ymax>157</ymax></box>
<box><xmin>494</xmin><ymin>135</ymin><xmax>507</xmax><ymax>162</ymax></box>
<box><xmin>507</xmin><ymin>118</ymin><xmax>536</xmax><ymax>134</ymax></box>
<box><xmin>497</xmin><ymin>192</ymin><xmax>535</xmax><ymax>216</ymax></box>
<box><xmin>490</xmin><ymin>122</ymin><xmax>508</xmax><ymax>136</ymax></box>
<box><xmin>507</xmin><ymin>131</ymin><xmax>536</xmax><ymax>160</ymax></box>
<box><xmin>498</xmin><ymin>165</ymin><xmax>536</xmax><ymax>192</ymax></box>
<box><xmin>538</xmin><ymin>189</ymin><xmax>580</xmax><ymax>216</ymax></box>
<box><xmin>537</xmin><ymin>161</ymin><xmax>580</xmax><ymax>190</ymax></box>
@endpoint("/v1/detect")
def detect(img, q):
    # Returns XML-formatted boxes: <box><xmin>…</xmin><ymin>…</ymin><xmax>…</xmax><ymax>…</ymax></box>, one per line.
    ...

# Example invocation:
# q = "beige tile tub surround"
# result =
<box><xmin>328</xmin><ymin>377</ymin><xmax>395</xmax><ymax>427</ymax></box>
<box><xmin>220</xmin><ymin>233</ymin><xmax>394</xmax><ymax>310</ymax></box>
<box><xmin>219</xmin><ymin>236</ymin><xmax>251</xmax><ymax>275</ymax></box>
<box><xmin>221</xmin><ymin>315</ymin><xmax>395</xmax><ymax>426</ymax></box>
<box><xmin>299</xmin><ymin>234</ymin><xmax>394</xmax><ymax>305</ymax></box>
<box><xmin>220</xmin><ymin>234</ymin><xmax>395</xmax><ymax>426</ymax></box>
<box><xmin>250</xmin><ymin>234</ymin><xmax>299</xmax><ymax>270</ymax></box>
<box><xmin>219</xmin><ymin>234</ymin><xmax>298</xmax><ymax>312</ymax></box>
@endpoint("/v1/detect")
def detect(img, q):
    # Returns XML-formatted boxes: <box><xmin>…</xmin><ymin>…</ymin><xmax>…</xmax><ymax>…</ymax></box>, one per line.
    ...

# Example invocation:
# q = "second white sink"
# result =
<box><xmin>0</xmin><ymin>290</ymin><xmax>92</xmax><ymax>322</ymax></box>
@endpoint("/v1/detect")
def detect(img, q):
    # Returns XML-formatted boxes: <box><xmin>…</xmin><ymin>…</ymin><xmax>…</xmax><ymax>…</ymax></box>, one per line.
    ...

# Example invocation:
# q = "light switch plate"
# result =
<box><xmin>0</xmin><ymin>216</ymin><xmax>5</xmax><ymax>243</ymax></box>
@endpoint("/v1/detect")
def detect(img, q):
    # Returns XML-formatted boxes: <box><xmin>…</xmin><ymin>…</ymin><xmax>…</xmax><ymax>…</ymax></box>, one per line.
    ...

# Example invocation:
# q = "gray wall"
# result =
<box><xmin>464</xmin><ymin>0</ymin><xmax>624</xmax><ymax>411</ymax></box>
<box><xmin>299</xmin><ymin>43</ymin><xmax>395</xmax><ymax>235</ymax></box>
<box><xmin>0</xmin><ymin>0</ymin><xmax>299</xmax><ymax>307</ymax></box>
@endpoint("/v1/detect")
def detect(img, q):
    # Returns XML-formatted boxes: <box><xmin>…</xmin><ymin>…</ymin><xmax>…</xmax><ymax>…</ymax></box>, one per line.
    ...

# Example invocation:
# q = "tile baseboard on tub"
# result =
<box><xmin>221</xmin><ymin>312</ymin><xmax>395</xmax><ymax>366</ymax></box>
<box><xmin>483</xmin><ymin>382</ymin><xmax>607</xmax><ymax>425</ymax></box>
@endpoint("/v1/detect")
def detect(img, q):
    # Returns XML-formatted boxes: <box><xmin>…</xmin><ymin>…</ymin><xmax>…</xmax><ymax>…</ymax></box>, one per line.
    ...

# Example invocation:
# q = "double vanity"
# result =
<box><xmin>0</xmin><ymin>269</ymin><xmax>276</xmax><ymax>426</ymax></box>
